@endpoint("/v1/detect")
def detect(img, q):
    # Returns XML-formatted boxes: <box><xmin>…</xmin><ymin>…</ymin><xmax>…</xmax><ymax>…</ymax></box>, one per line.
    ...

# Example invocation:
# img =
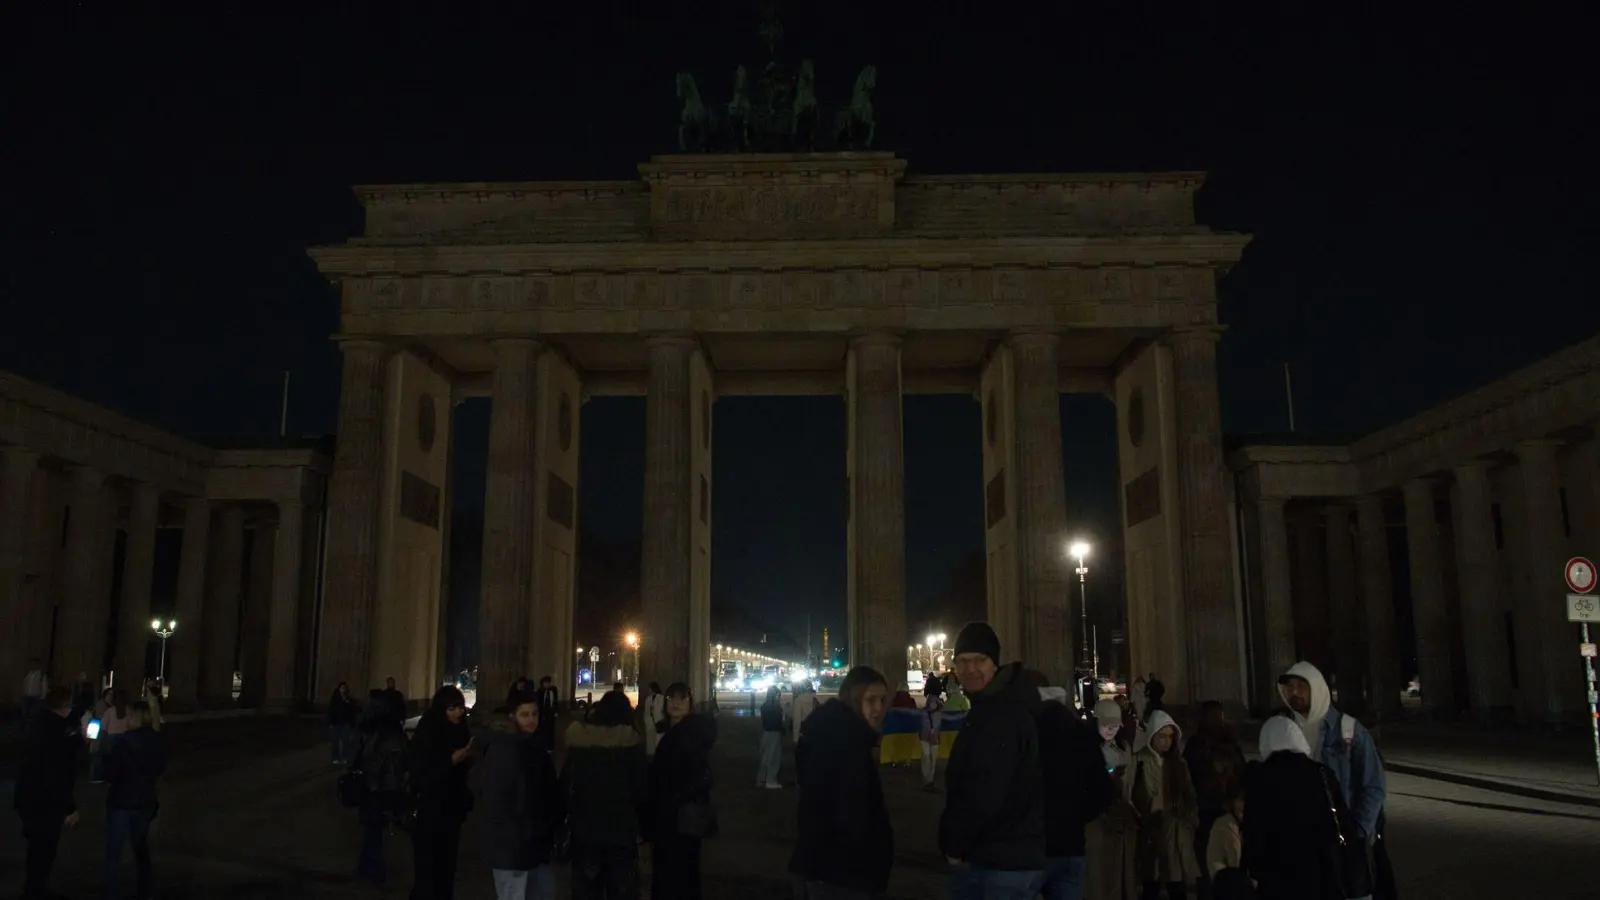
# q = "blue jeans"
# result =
<box><xmin>949</xmin><ymin>862</ymin><xmax>1043</xmax><ymax>900</ymax></box>
<box><xmin>104</xmin><ymin>807</ymin><xmax>154</xmax><ymax>900</ymax></box>
<box><xmin>757</xmin><ymin>731</ymin><xmax>782</xmax><ymax>784</ymax></box>
<box><xmin>1040</xmin><ymin>856</ymin><xmax>1087</xmax><ymax>900</ymax></box>
<box><xmin>357</xmin><ymin>804</ymin><xmax>385</xmax><ymax>883</ymax></box>
<box><xmin>492</xmin><ymin>865</ymin><xmax>555</xmax><ymax>900</ymax></box>
<box><xmin>330</xmin><ymin>724</ymin><xmax>356</xmax><ymax>763</ymax></box>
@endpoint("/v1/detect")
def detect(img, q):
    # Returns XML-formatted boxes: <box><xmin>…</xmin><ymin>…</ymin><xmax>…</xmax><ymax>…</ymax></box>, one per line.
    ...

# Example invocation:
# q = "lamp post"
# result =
<box><xmin>1069</xmin><ymin>541</ymin><xmax>1091</xmax><ymax>677</ymax></box>
<box><xmin>625</xmin><ymin>632</ymin><xmax>639</xmax><ymax>688</ymax></box>
<box><xmin>926</xmin><ymin>632</ymin><xmax>947</xmax><ymax>672</ymax></box>
<box><xmin>575</xmin><ymin>646</ymin><xmax>585</xmax><ymax>691</ymax></box>
<box><xmin>150</xmin><ymin>619</ymin><xmax>177</xmax><ymax>689</ymax></box>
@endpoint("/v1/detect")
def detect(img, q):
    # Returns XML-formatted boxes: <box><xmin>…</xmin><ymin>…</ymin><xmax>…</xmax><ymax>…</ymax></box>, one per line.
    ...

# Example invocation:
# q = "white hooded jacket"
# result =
<box><xmin>1276</xmin><ymin>660</ymin><xmax>1331</xmax><ymax>762</ymax></box>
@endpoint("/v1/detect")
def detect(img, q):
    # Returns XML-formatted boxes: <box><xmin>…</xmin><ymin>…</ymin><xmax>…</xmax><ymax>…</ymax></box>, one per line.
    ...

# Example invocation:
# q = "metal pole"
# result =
<box><xmin>158</xmin><ymin>636</ymin><xmax>168</xmax><ymax>685</ymax></box>
<box><xmin>280</xmin><ymin>371</ymin><xmax>291</xmax><ymax>437</ymax></box>
<box><xmin>1077</xmin><ymin>563</ymin><xmax>1090</xmax><ymax>675</ymax></box>
<box><xmin>1284</xmin><ymin>362</ymin><xmax>1297</xmax><ymax>433</ymax></box>
<box><xmin>1585</xmin><ymin>622</ymin><xmax>1600</xmax><ymax>787</ymax></box>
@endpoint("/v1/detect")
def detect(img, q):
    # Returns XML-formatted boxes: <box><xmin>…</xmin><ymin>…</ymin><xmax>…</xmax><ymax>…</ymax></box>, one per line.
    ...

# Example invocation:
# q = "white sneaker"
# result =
<box><xmin>764</xmin><ymin>782</ymin><xmax>782</xmax><ymax>790</ymax></box>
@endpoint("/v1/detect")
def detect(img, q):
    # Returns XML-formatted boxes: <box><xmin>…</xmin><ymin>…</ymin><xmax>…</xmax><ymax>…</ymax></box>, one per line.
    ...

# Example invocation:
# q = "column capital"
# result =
<box><xmin>848</xmin><ymin>330</ymin><xmax>902</xmax><ymax>350</ymax></box>
<box><xmin>1453</xmin><ymin>459</ymin><xmax>1496</xmax><ymax>476</ymax></box>
<box><xmin>645</xmin><ymin>333</ymin><xmax>699</xmax><ymax>352</ymax></box>
<box><xmin>1166</xmin><ymin>325</ymin><xmax>1227</xmax><ymax>346</ymax></box>
<box><xmin>489</xmin><ymin>336</ymin><xmax>543</xmax><ymax>351</ymax></box>
<box><xmin>1</xmin><ymin>445</ymin><xmax>40</xmax><ymax>465</ymax></box>
<box><xmin>1005</xmin><ymin>330</ymin><xmax>1061</xmax><ymax>350</ymax></box>
<box><xmin>335</xmin><ymin>337</ymin><xmax>393</xmax><ymax>354</ymax></box>
<box><xmin>1514</xmin><ymin>437</ymin><xmax>1563</xmax><ymax>458</ymax></box>
<box><xmin>1401</xmin><ymin>477</ymin><xmax>1437</xmax><ymax>497</ymax></box>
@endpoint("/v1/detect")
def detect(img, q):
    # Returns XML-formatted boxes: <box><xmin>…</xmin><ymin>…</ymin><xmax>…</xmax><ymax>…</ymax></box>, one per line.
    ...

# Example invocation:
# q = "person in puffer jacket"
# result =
<box><xmin>564</xmin><ymin>689</ymin><xmax>648</xmax><ymax>899</ymax></box>
<box><xmin>477</xmin><ymin>691</ymin><xmax>564</xmax><ymax>900</ymax></box>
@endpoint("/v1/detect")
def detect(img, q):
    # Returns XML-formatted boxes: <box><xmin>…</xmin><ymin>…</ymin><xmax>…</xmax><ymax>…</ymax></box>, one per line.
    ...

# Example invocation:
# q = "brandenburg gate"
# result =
<box><xmin>308</xmin><ymin>152</ymin><xmax>1251</xmax><ymax>707</ymax></box>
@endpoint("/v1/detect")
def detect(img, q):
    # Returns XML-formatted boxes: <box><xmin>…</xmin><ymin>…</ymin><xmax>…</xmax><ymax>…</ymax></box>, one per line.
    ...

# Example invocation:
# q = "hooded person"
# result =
<box><xmin>1243</xmin><ymin>715</ymin><xmax>1365</xmax><ymax>900</ymax></box>
<box><xmin>1131</xmin><ymin>709</ymin><xmax>1200</xmax><ymax>897</ymax></box>
<box><xmin>1276</xmin><ymin>661</ymin><xmax>1387</xmax><ymax>852</ymax></box>
<box><xmin>939</xmin><ymin>622</ymin><xmax>1046</xmax><ymax>900</ymax></box>
<box><xmin>1086</xmin><ymin>698</ymin><xmax>1140</xmax><ymax>900</ymax></box>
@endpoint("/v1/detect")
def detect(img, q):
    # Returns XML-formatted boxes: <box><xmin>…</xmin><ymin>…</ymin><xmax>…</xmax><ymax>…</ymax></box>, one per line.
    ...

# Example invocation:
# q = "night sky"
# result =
<box><xmin>4</xmin><ymin>5</ymin><xmax>1594</xmax><ymax>659</ymax></box>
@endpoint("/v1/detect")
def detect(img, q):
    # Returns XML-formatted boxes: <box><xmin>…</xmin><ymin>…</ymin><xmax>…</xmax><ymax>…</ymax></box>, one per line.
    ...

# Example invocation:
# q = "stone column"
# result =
<box><xmin>168</xmin><ymin>498</ymin><xmax>211</xmax><ymax>708</ymax></box>
<box><xmin>239</xmin><ymin>519</ymin><xmax>276</xmax><ymax>706</ymax></box>
<box><xmin>848</xmin><ymin>334</ymin><xmax>908</xmax><ymax>683</ymax></box>
<box><xmin>1515</xmin><ymin>439</ymin><xmax>1572</xmax><ymax>722</ymax></box>
<box><xmin>57</xmin><ymin>466</ymin><xmax>107</xmax><ymax>682</ymax></box>
<box><xmin>1452</xmin><ymin>462</ymin><xmax>1512</xmax><ymax>719</ymax></box>
<box><xmin>1008</xmin><ymin>332</ymin><xmax>1073</xmax><ymax>679</ymax></box>
<box><xmin>641</xmin><ymin>336</ymin><xmax>696</xmax><ymax>689</ymax></box>
<box><xmin>1322</xmin><ymin>504</ymin><xmax>1366</xmax><ymax>713</ymax></box>
<box><xmin>1355</xmin><ymin>495</ymin><xmax>1400</xmax><ymax>720</ymax></box>
<box><xmin>479</xmin><ymin>338</ymin><xmax>541</xmax><ymax>699</ymax></box>
<box><xmin>1</xmin><ymin>448</ymin><xmax>40</xmax><ymax>694</ymax></box>
<box><xmin>113</xmin><ymin>483</ymin><xmax>162</xmax><ymax>687</ymax></box>
<box><xmin>1254</xmin><ymin>497</ymin><xmax>1296</xmax><ymax>710</ymax></box>
<box><xmin>264</xmin><ymin>500</ymin><xmax>304</xmax><ymax>711</ymax></box>
<box><xmin>202</xmin><ymin>505</ymin><xmax>246</xmax><ymax>707</ymax></box>
<box><xmin>317</xmin><ymin>340</ymin><xmax>390</xmax><ymax>699</ymax></box>
<box><xmin>1169</xmin><ymin>328</ymin><xmax>1243</xmax><ymax>704</ymax></box>
<box><xmin>1403</xmin><ymin>479</ymin><xmax>1455</xmax><ymax>718</ymax></box>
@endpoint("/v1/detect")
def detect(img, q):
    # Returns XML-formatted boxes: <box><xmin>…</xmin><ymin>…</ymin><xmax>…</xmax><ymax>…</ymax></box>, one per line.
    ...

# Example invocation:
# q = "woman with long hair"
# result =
<box><xmin>648</xmin><ymin>682</ymin><xmax>717</xmax><ymax>900</ymax></box>
<box><xmin>408</xmin><ymin>685</ymin><xmax>474</xmax><ymax>900</ymax></box>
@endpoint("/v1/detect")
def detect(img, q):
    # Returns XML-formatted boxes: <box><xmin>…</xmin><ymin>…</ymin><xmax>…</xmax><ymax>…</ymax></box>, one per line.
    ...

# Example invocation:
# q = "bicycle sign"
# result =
<box><xmin>1569</xmin><ymin>593</ymin><xmax>1600</xmax><ymax>624</ymax></box>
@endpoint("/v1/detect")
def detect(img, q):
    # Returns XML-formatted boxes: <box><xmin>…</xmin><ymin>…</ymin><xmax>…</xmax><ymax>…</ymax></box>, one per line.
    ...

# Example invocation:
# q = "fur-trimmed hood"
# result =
<box><xmin>565</xmin><ymin>720</ymin><xmax>642</xmax><ymax>750</ymax></box>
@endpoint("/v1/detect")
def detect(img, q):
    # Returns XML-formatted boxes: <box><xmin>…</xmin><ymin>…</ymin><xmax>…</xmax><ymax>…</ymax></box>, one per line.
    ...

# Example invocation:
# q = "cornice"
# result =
<box><xmin>308</xmin><ymin>233</ymin><xmax>1251</xmax><ymax>277</ymax></box>
<box><xmin>0</xmin><ymin>371</ymin><xmax>214</xmax><ymax>464</ymax></box>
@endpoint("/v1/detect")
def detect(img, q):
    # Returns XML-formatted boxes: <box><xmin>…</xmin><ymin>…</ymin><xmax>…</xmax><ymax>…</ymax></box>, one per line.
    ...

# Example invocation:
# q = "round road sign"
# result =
<box><xmin>1567</xmin><ymin>557</ymin><xmax>1597</xmax><ymax>594</ymax></box>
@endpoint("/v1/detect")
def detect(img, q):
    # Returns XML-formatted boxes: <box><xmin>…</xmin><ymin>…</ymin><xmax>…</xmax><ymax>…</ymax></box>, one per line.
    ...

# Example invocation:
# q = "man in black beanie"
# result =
<box><xmin>939</xmin><ymin>621</ymin><xmax>1046</xmax><ymax>899</ymax></box>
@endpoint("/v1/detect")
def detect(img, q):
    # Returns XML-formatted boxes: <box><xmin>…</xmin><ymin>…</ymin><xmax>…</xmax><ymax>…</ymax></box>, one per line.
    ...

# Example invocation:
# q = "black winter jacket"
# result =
<box><xmin>105</xmin><ymin>726</ymin><xmax>167</xmax><ymax>812</ymax></box>
<box><xmin>647</xmin><ymin>713</ymin><xmax>717</xmax><ymax>840</ymax></box>
<box><xmin>476</xmin><ymin>722</ymin><xmax>563</xmax><ymax>869</ymax></box>
<box><xmin>938</xmin><ymin>662</ymin><xmax>1046</xmax><ymax>870</ymax></box>
<box><xmin>1035</xmin><ymin>700</ymin><xmax>1114</xmax><ymax>857</ymax></box>
<box><xmin>563</xmin><ymin>720</ymin><xmax>648</xmax><ymax>847</ymax></box>
<box><xmin>788</xmin><ymin>699</ymin><xmax>894</xmax><ymax>892</ymax></box>
<box><xmin>13</xmin><ymin>706</ymin><xmax>83</xmax><ymax>822</ymax></box>
<box><xmin>409</xmin><ymin>714</ymin><xmax>474</xmax><ymax>822</ymax></box>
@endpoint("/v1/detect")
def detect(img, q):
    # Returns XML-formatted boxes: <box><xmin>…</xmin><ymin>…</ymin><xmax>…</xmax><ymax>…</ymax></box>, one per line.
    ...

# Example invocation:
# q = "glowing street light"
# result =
<box><xmin>150</xmin><ymin>619</ymin><xmax>177</xmax><ymax>687</ymax></box>
<box><xmin>625</xmin><ymin>632</ymin><xmax>640</xmax><ymax>687</ymax></box>
<box><xmin>1068</xmin><ymin>540</ymin><xmax>1092</xmax><ymax>676</ymax></box>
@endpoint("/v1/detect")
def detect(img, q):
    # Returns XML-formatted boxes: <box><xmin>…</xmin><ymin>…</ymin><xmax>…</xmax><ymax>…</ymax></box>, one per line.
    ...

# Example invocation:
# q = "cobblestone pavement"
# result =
<box><xmin>4</xmin><ymin>711</ymin><xmax>1599</xmax><ymax>898</ymax></box>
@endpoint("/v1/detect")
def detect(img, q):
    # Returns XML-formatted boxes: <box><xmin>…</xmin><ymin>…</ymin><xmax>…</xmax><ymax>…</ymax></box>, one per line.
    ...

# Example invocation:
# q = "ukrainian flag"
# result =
<box><xmin>878</xmin><ymin>707</ymin><xmax>967</xmax><ymax>765</ymax></box>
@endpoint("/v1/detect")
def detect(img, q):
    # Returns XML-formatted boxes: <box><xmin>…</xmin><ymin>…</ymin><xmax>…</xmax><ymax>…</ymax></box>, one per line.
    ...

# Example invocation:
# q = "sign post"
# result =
<box><xmin>1564</xmin><ymin>556</ymin><xmax>1599</xmax><ymax>787</ymax></box>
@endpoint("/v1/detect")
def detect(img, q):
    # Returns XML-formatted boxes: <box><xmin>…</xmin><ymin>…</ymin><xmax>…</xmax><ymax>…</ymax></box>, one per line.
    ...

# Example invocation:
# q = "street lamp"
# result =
<box><xmin>625</xmin><ymin>632</ymin><xmax>639</xmax><ymax>687</ymax></box>
<box><xmin>1069</xmin><ymin>540</ymin><xmax>1091</xmax><ymax>677</ymax></box>
<box><xmin>150</xmin><ymin>619</ymin><xmax>177</xmax><ymax>689</ymax></box>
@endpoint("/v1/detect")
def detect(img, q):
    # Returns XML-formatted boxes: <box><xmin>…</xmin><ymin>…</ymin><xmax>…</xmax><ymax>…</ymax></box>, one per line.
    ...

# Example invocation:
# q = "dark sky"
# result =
<box><xmin>3</xmin><ymin>4</ymin><xmax>1594</xmax><ymax>652</ymax></box>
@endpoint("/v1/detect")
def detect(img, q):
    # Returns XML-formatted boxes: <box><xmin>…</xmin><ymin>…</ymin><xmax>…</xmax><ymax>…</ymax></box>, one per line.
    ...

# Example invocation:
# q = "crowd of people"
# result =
<box><xmin>786</xmin><ymin>622</ymin><xmax>1392</xmax><ymax>900</ymax></box>
<box><xmin>14</xmin><ymin>670</ymin><xmax>169</xmax><ymax>900</ymax></box>
<box><xmin>15</xmin><ymin>628</ymin><xmax>1394</xmax><ymax>900</ymax></box>
<box><xmin>339</xmin><ymin>677</ymin><xmax>717</xmax><ymax>900</ymax></box>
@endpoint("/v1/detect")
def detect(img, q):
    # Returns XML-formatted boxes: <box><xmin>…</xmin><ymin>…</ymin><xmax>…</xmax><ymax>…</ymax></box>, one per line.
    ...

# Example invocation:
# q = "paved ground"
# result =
<box><xmin>3</xmin><ymin>710</ymin><xmax>1599</xmax><ymax>898</ymax></box>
